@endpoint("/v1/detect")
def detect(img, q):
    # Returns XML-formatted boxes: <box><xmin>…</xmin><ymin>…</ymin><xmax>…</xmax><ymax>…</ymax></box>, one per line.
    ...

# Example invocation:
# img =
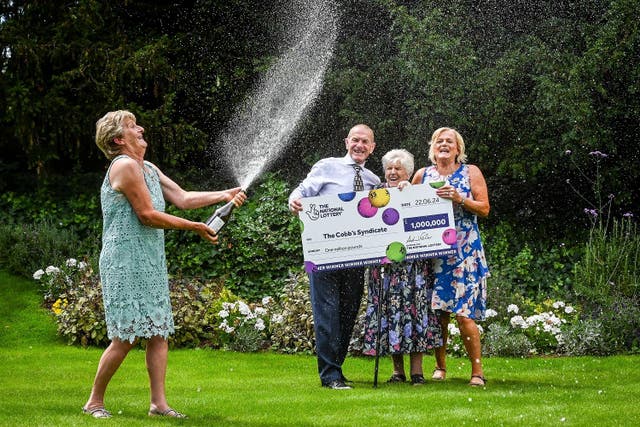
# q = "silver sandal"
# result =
<box><xmin>148</xmin><ymin>407</ymin><xmax>188</xmax><ymax>418</ymax></box>
<box><xmin>82</xmin><ymin>406</ymin><xmax>112</xmax><ymax>418</ymax></box>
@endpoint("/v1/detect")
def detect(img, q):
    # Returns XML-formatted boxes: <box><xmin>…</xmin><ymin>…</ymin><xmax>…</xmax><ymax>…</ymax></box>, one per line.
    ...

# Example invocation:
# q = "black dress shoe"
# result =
<box><xmin>323</xmin><ymin>380</ymin><xmax>352</xmax><ymax>390</ymax></box>
<box><xmin>411</xmin><ymin>374</ymin><xmax>426</xmax><ymax>385</ymax></box>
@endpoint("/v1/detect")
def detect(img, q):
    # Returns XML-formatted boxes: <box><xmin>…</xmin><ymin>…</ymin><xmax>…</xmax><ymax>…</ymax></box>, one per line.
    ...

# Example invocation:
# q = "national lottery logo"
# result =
<box><xmin>305</xmin><ymin>204</ymin><xmax>320</xmax><ymax>221</ymax></box>
<box><xmin>304</xmin><ymin>203</ymin><xmax>345</xmax><ymax>221</ymax></box>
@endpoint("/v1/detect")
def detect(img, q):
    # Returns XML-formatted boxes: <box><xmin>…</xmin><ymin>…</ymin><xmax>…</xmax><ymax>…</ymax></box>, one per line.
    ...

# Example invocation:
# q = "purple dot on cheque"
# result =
<box><xmin>338</xmin><ymin>192</ymin><xmax>356</xmax><ymax>202</ymax></box>
<box><xmin>442</xmin><ymin>228</ymin><xmax>457</xmax><ymax>245</ymax></box>
<box><xmin>304</xmin><ymin>261</ymin><xmax>318</xmax><ymax>273</ymax></box>
<box><xmin>357</xmin><ymin>197</ymin><xmax>378</xmax><ymax>218</ymax></box>
<box><xmin>382</xmin><ymin>208</ymin><xmax>400</xmax><ymax>225</ymax></box>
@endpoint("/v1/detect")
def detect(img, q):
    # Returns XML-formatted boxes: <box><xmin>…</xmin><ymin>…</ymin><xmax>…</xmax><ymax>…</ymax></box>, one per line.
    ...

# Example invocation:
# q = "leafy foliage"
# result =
<box><xmin>0</xmin><ymin>221</ymin><xmax>90</xmax><ymax>278</ymax></box>
<box><xmin>165</xmin><ymin>173</ymin><xmax>303</xmax><ymax>300</ymax></box>
<box><xmin>573</xmin><ymin>218</ymin><xmax>640</xmax><ymax>353</ymax></box>
<box><xmin>483</xmin><ymin>222</ymin><xmax>580</xmax><ymax>300</ymax></box>
<box><xmin>269</xmin><ymin>272</ymin><xmax>315</xmax><ymax>354</ymax></box>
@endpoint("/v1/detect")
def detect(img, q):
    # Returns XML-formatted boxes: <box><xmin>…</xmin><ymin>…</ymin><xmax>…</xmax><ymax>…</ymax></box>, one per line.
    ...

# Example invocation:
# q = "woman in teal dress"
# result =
<box><xmin>362</xmin><ymin>149</ymin><xmax>442</xmax><ymax>385</ymax></box>
<box><xmin>82</xmin><ymin>110</ymin><xmax>246</xmax><ymax>419</ymax></box>
<box><xmin>412</xmin><ymin>127</ymin><xmax>490</xmax><ymax>387</ymax></box>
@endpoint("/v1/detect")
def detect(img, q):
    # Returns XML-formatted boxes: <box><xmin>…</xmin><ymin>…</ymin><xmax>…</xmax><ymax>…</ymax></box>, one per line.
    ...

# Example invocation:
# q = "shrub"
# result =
<box><xmin>269</xmin><ymin>272</ymin><xmax>315</xmax><ymax>354</ymax></box>
<box><xmin>483</xmin><ymin>222</ymin><xmax>579</xmax><ymax>300</ymax></box>
<box><xmin>34</xmin><ymin>259</ymin><xmax>274</xmax><ymax>349</ymax></box>
<box><xmin>32</xmin><ymin>256</ymin><xmax>93</xmax><ymax>306</ymax></box>
<box><xmin>33</xmin><ymin>257</ymin><xmax>109</xmax><ymax>347</ymax></box>
<box><xmin>168</xmin><ymin>278</ymin><xmax>224</xmax><ymax>348</ymax></box>
<box><xmin>484</xmin><ymin>323</ymin><xmax>534</xmax><ymax>357</ymax></box>
<box><xmin>557</xmin><ymin>318</ymin><xmax>607</xmax><ymax>356</ymax></box>
<box><xmin>0</xmin><ymin>222</ymin><xmax>91</xmax><ymax>279</ymax></box>
<box><xmin>164</xmin><ymin>173</ymin><xmax>303</xmax><ymax>300</ymax></box>
<box><xmin>583</xmin><ymin>294</ymin><xmax>640</xmax><ymax>354</ymax></box>
<box><xmin>573</xmin><ymin>218</ymin><xmax>639</xmax><ymax>307</ymax></box>
<box><xmin>55</xmin><ymin>273</ymin><xmax>109</xmax><ymax>347</ymax></box>
<box><xmin>567</xmin><ymin>149</ymin><xmax>640</xmax><ymax>353</ymax></box>
<box><xmin>0</xmin><ymin>187</ymin><xmax>102</xmax><ymax>250</ymax></box>
<box><xmin>212</xmin><ymin>289</ymin><xmax>273</xmax><ymax>352</ymax></box>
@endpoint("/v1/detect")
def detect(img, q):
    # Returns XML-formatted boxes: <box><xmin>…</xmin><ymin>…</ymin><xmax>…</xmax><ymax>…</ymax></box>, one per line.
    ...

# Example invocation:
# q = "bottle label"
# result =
<box><xmin>208</xmin><ymin>217</ymin><xmax>225</xmax><ymax>233</ymax></box>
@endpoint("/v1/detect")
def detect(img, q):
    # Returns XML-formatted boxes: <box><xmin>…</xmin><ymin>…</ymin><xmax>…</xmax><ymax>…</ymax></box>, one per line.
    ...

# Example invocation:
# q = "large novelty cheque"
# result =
<box><xmin>299</xmin><ymin>183</ymin><xmax>457</xmax><ymax>272</ymax></box>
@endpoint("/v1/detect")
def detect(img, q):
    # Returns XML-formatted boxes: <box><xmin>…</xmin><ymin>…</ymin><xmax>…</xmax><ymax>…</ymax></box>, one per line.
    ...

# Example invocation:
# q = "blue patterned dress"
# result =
<box><xmin>99</xmin><ymin>155</ymin><xmax>175</xmax><ymax>342</ymax></box>
<box><xmin>424</xmin><ymin>164</ymin><xmax>490</xmax><ymax>320</ymax></box>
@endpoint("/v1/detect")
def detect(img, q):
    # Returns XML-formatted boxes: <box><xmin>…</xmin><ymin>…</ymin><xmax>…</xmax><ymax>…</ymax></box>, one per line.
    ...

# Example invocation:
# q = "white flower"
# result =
<box><xmin>219</xmin><ymin>319</ymin><xmax>235</xmax><ymax>334</ymax></box>
<box><xmin>510</xmin><ymin>315</ymin><xmax>526</xmax><ymax>328</ymax></box>
<box><xmin>507</xmin><ymin>304</ymin><xmax>519</xmax><ymax>314</ymax></box>
<box><xmin>222</xmin><ymin>302</ymin><xmax>235</xmax><ymax>311</ymax></box>
<box><xmin>448</xmin><ymin>323</ymin><xmax>460</xmax><ymax>336</ymax></box>
<box><xmin>564</xmin><ymin>306</ymin><xmax>575</xmax><ymax>314</ymax></box>
<box><xmin>254</xmin><ymin>307</ymin><xmax>267</xmax><ymax>316</ymax></box>
<box><xmin>477</xmin><ymin>324</ymin><xmax>484</xmax><ymax>334</ymax></box>
<box><xmin>45</xmin><ymin>266</ymin><xmax>60</xmax><ymax>275</ymax></box>
<box><xmin>238</xmin><ymin>301</ymin><xmax>251</xmax><ymax>316</ymax></box>
<box><xmin>552</xmin><ymin>301</ymin><xmax>566</xmax><ymax>309</ymax></box>
<box><xmin>77</xmin><ymin>261</ymin><xmax>88</xmax><ymax>270</ymax></box>
<box><xmin>485</xmin><ymin>309</ymin><xmax>498</xmax><ymax>318</ymax></box>
<box><xmin>218</xmin><ymin>310</ymin><xmax>229</xmax><ymax>318</ymax></box>
<box><xmin>33</xmin><ymin>269</ymin><xmax>45</xmax><ymax>280</ymax></box>
<box><xmin>254</xmin><ymin>318</ymin><xmax>266</xmax><ymax>331</ymax></box>
<box><xmin>261</xmin><ymin>296</ymin><xmax>273</xmax><ymax>306</ymax></box>
<box><xmin>271</xmin><ymin>314</ymin><xmax>284</xmax><ymax>324</ymax></box>
<box><xmin>65</xmin><ymin>258</ymin><xmax>77</xmax><ymax>267</ymax></box>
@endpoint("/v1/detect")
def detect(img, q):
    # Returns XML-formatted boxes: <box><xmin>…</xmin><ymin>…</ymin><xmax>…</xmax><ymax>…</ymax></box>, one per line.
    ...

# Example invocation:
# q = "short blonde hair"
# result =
<box><xmin>428</xmin><ymin>127</ymin><xmax>467</xmax><ymax>164</ymax></box>
<box><xmin>95</xmin><ymin>110</ymin><xmax>136</xmax><ymax>160</ymax></box>
<box><xmin>381</xmin><ymin>149</ymin><xmax>414</xmax><ymax>176</ymax></box>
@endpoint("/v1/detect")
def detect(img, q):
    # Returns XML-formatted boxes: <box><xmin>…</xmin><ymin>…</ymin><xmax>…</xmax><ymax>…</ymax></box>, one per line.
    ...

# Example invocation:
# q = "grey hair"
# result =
<box><xmin>381</xmin><ymin>149</ymin><xmax>414</xmax><ymax>176</ymax></box>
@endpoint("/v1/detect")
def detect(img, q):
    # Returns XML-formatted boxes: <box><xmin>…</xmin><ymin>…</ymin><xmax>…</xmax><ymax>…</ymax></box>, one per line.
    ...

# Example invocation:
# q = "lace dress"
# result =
<box><xmin>99</xmin><ymin>155</ymin><xmax>175</xmax><ymax>342</ymax></box>
<box><xmin>424</xmin><ymin>164</ymin><xmax>490</xmax><ymax>320</ymax></box>
<box><xmin>362</xmin><ymin>260</ymin><xmax>442</xmax><ymax>356</ymax></box>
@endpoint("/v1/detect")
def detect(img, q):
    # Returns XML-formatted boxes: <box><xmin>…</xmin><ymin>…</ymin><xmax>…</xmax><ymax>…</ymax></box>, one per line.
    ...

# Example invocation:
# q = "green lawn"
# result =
<box><xmin>1</xmin><ymin>271</ymin><xmax>639</xmax><ymax>426</ymax></box>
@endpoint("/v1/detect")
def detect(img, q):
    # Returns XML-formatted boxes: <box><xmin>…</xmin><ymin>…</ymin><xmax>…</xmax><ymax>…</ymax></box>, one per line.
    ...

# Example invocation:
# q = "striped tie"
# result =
<box><xmin>352</xmin><ymin>165</ymin><xmax>364</xmax><ymax>191</ymax></box>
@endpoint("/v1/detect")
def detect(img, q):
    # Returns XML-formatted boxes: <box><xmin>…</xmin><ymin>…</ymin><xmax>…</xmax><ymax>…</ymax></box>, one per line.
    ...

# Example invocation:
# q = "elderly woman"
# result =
<box><xmin>82</xmin><ymin>110</ymin><xmax>246</xmax><ymax>419</ymax></box>
<box><xmin>362</xmin><ymin>149</ymin><xmax>442</xmax><ymax>385</ymax></box>
<box><xmin>412</xmin><ymin>127</ymin><xmax>490</xmax><ymax>387</ymax></box>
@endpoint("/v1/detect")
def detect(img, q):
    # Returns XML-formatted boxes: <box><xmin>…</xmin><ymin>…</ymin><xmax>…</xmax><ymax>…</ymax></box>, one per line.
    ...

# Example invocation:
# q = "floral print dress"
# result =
<box><xmin>362</xmin><ymin>260</ymin><xmax>442</xmax><ymax>356</ymax></box>
<box><xmin>424</xmin><ymin>164</ymin><xmax>490</xmax><ymax>320</ymax></box>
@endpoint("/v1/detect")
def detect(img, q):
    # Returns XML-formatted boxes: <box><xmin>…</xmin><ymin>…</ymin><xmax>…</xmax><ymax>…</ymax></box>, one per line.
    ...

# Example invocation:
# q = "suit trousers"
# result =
<box><xmin>309</xmin><ymin>267</ymin><xmax>365</xmax><ymax>385</ymax></box>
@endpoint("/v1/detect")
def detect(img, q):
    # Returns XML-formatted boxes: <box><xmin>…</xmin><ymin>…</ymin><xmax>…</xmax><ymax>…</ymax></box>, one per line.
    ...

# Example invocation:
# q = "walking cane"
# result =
<box><xmin>373</xmin><ymin>267</ymin><xmax>385</xmax><ymax>388</ymax></box>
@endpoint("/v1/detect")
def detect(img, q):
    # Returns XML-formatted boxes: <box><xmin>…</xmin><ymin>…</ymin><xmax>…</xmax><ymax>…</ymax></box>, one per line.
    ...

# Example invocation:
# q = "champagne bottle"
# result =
<box><xmin>205</xmin><ymin>192</ymin><xmax>243</xmax><ymax>233</ymax></box>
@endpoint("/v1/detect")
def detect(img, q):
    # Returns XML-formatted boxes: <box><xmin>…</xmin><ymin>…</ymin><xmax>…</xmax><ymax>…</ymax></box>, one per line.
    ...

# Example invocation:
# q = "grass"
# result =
<box><xmin>1</xmin><ymin>271</ymin><xmax>640</xmax><ymax>426</ymax></box>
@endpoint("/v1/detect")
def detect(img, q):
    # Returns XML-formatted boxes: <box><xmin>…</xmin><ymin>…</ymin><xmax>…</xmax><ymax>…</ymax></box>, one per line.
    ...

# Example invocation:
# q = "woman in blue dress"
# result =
<box><xmin>82</xmin><ymin>110</ymin><xmax>246</xmax><ymax>418</ymax></box>
<box><xmin>412</xmin><ymin>127</ymin><xmax>490</xmax><ymax>387</ymax></box>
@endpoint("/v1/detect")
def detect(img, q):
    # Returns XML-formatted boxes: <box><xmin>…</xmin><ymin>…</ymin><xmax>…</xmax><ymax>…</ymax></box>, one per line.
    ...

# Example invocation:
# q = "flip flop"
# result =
<box><xmin>432</xmin><ymin>368</ymin><xmax>447</xmax><ymax>381</ymax></box>
<box><xmin>82</xmin><ymin>406</ymin><xmax>112</xmax><ymax>418</ymax></box>
<box><xmin>148</xmin><ymin>407</ymin><xmax>188</xmax><ymax>418</ymax></box>
<box><xmin>469</xmin><ymin>375</ymin><xmax>487</xmax><ymax>387</ymax></box>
